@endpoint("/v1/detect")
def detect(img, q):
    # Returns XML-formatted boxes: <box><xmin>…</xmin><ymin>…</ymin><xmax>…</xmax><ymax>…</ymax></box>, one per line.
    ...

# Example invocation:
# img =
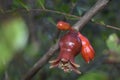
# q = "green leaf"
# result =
<box><xmin>0</xmin><ymin>40</ymin><xmax>13</xmax><ymax>72</ymax></box>
<box><xmin>47</xmin><ymin>17</ymin><xmax>56</xmax><ymax>26</ymax></box>
<box><xmin>37</xmin><ymin>0</ymin><xmax>45</xmax><ymax>9</ymax></box>
<box><xmin>16</xmin><ymin>0</ymin><xmax>30</xmax><ymax>10</ymax></box>
<box><xmin>106</xmin><ymin>33</ymin><xmax>120</xmax><ymax>62</ymax></box>
<box><xmin>106</xmin><ymin>33</ymin><xmax>120</xmax><ymax>53</ymax></box>
<box><xmin>0</xmin><ymin>17</ymin><xmax>28</xmax><ymax>72</ymax></box>
<box><xmin>77</xmin><ymin>71</ymin><xmax>108</xmax><ymax>80</ymax></box>
<box><xmin>55</xmin><ymin>3</ymin><xmax>70</xmax><ymax>13</ymax></box>
<box><xmin>100</xmin><ymin>21</ymin><xmax>105</xmax><ymax>25</ymax></box>
<box><xmin>77</xmin><ymin>6</ymin><xmax>86</xmax><ymax>16</ymax></box>
<box><xmin>71</xmin><ymin>0</ymin><xmax>77</xmax><ymax>3</ymax></box>
<box><xmin>1</xmin><ymin>17</ymin><xmax>29</xmax><ymax>51</ymax></box>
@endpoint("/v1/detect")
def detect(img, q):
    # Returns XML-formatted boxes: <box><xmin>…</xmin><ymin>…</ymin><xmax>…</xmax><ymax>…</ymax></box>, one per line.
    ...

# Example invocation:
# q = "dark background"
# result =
<box><xmin>0</xmin><ymin>0</ymin><xmax>120</xmax><ymax>80</ymax></box>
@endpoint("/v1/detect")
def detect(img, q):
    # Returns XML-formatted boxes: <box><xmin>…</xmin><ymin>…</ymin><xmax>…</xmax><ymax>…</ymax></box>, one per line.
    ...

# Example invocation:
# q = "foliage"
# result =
<box><xmin>0</xmin><ymin>17</ymin><xmax>28</xmax><ymax>74</ymax></box>
<box><xmin>77</xmin><ymin>71</ymin><xmax>108</xmax><ymax>80</ymax></box>
<box><xmin>106</xmin><ymin>33</ymin><xmax>120</xmax><ymax>53</ymax></box>
<box><xmin>0</xmin><ymin>0</ymin><xmax>120</xmax><ymax>80</ymax></box>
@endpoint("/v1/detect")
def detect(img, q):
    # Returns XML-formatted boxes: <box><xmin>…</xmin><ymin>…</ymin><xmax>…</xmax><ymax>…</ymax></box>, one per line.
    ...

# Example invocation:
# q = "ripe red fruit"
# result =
<box><xmin>49</xmin><ymin>30</ymin><xmax>82</xmax><ymax>74</ymax></box>
<box><xmin>49</xmin><ymin>21</ymin><xmax>95</xmax><ymax>74</ymax></box>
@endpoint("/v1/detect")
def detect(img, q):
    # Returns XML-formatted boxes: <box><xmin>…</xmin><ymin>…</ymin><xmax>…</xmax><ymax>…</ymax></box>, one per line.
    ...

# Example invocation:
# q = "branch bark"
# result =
<box><xmin>73</xmin><ymin>0</ymin><xmax>109</xmax><ymax>31</ymax></box>
<box><xmin>23</xmin><ymin>0</ymin><xmax>110</xmax><ymax>80</ymax></box>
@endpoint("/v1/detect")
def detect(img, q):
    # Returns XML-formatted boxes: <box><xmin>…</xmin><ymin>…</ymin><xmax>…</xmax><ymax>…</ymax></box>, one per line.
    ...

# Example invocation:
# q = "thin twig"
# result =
<box><xmin>30</xmin><ymin>8</ymin><xmax>80</xmax><ymax>19</ymax></box>
<box><xmin>95</xmin><ymin>22</ymin><xmax>120</xmax><ymax>31</ymax></box>
<box><xmin>0</xmin><ymin>7</ymin><xmax>120</xmax><ymax>31</ymax></box>
<box><xmin>23</xmin><ymin>0</ymin><xmax>110</xmax><ymax>80</ymax></box>
<box><xmin>34</xmin><ymin>9</ymin><xmax>120</xmax><ymax>31</ymax></box>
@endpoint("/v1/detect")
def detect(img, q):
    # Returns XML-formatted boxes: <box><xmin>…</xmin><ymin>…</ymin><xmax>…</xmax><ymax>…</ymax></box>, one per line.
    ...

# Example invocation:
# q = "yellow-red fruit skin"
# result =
<box><xmin>57</xmin><ymin>21</ymin><xmax>71</xmax><ymax>30</ymax></box>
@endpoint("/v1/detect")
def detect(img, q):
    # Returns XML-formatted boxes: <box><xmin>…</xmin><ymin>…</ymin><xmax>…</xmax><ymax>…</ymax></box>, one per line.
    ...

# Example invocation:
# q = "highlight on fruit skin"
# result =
<box><xmin>49</xmin><ymin>21</ymin><xmax>95</xmax><ymax>74</ymax></box>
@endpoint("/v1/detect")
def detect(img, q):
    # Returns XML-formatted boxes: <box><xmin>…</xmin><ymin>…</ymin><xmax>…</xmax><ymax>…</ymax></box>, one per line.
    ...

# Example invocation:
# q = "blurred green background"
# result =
<box><xmin>0</xmin><ymin>0</ymin><xmax>120</xmax><ymax>80</ymax></box>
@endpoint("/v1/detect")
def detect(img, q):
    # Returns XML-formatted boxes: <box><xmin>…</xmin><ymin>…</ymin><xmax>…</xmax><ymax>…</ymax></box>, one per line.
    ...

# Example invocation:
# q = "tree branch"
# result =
<box><xmin>23</xmin><ymin>0</ymin><xmax>110</xmax><ymax>80</ymax></box>
<box><xmin>22</xmin><ymin>41</ymin><xmax>59</xmax><ymax>80</ymax></box>
<box><xmin>73</xmin><ymin>0</ymin><xmax>109</xmax><ymax>31</ymax></box>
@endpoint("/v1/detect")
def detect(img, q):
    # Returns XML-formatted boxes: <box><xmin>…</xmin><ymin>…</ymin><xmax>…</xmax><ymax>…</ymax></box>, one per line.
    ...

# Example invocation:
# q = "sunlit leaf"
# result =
<box><xmin>106</xmin><ymin>33</ymin><xmax>120</xmax><ymax>62</ymax></box>
<box><xmin>106</xmin><ymin>33</ymin><xmax>120</xmax><ymax>53</ymax></box>
<box><xmin>2</xmin><ymin>17</ymin><xmax>28</xmax><ymax>51</ymax></box>
<box><xmin>0</xmin><ymin>17</ymin><xmax>28</xmax><ymax>72</ymax></box>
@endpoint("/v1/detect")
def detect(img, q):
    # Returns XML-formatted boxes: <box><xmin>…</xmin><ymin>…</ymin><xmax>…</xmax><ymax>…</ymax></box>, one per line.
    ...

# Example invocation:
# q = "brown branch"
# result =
<box><xmin>23</xmin><ymin>0</ymin><xmax>110</xmax><ymax>80</ymax></box>
<box><xmin>22</xmin><ymin>41</ymin><xmax>59</xmax><ymax>80</ymax></box>
<box><xmin>73</xmin><ymin>0</ymin><xmax>109</xmax><ymax>31</ymax></box>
